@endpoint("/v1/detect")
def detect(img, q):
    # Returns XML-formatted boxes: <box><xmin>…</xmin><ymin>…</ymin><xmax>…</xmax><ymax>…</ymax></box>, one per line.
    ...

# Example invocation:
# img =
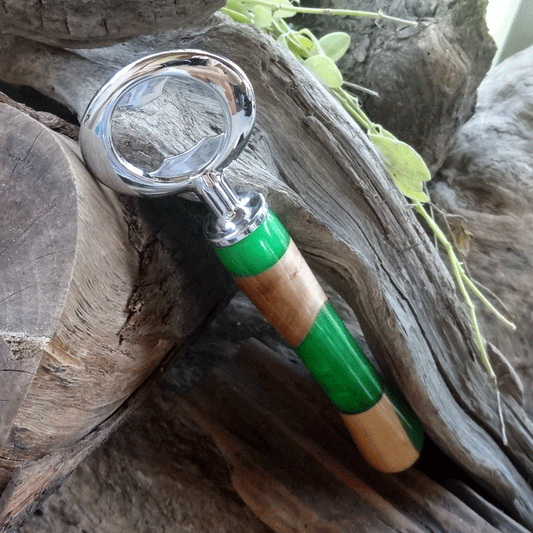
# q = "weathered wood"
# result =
<box><xmin>445</xmin><ymin>480</ymin><xmax>531</xmax><ymax>533</ymax></box>
<box><xmin>0</xmin><ymin>9</ymin><xmax>532</xmax><ymax>533</ymax></box>
<box><xmin>296</xmin><ymin>0</ymin><xmax>496</xmax><ymax>173</ymax></box>
<box><xmin>0</xmin><ymin>0</ymin><xmax>224</xmax><ymax>48</ymax></box>
<box><xmin>180</xmin><ymin>320</ymin><xmax>508</xmax><ymax>533</ymax></box>
<box><xmin>428</xmin><ymin>45</ymin><xmax>533</xmax><ymax>512</ymax></box>
<box><xmin>0</xmin><ymin>92</ymin><xmax>79</xmax><ymax>140</ymax></box>
<box><xmin>0</xmin><ymin>104</ymin><xmax>234</xmax><ymax>530</ymax></box>
<box><xmin>0</xmin><ymin>20</ymin><xmax>532</xmax><ymax>527</ymax></box>
<box><xmin>17</xmin><ymin>388</ymin><xmax>273</xmax><ymax>533</ymax></box>
<box><xmin>431</xmin><ymin>43</ymin><xmax>533</xmax><ymax>415</ymax></box>
<box><xmin>17</xmin><ymin>293</ymin><xmax>529</xmax><ymax>533</ymax></box>
<box><xmin>0</xmin><ymin>339</ymin><xmax>37</xmax><ymax>451</ymax></box>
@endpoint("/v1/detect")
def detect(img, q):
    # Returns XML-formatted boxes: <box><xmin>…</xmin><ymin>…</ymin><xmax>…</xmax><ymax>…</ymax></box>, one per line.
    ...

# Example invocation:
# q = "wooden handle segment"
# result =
<box><xmin>214</xmin><ymin>211</ymin><xmax>424</xmax><ymax>473</ymax></box>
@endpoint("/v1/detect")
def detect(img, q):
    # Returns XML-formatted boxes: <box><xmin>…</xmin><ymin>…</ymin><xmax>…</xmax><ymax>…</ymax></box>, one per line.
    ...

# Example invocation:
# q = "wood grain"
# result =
<box><xmin>236</xmin><ymin>239</ymin><xmax>327</xmax><ymax>347</ymax></box>
<box><xmin>182</xmin><ymin>333</ymin><xmax>508</xmax><ymax>533</ymax></box>
<box><xmin>8</xmin><ymin>291</ymin><xmax>529</xmax><ymax>533</ymax></box>
<box><xmin>0</xmin><ymin>0</ymin><xmax>224</xmax><ymax>48</ymax></box>
<box><xmin>297</xmin><ymin>0</ymin><xmax>496</xmax><ymax>173</ymax></box>
<box><xmin>431</xmin><ymin>44</ymin><xmax>533</xmax><ymax>416</ymax></box>
<box><xmin>0</xmin><ymin>24</ymin><xmax>531</xmax><ymax>527</ymax></box>
<box><xmin>0</xmin><ymin>339</ymin><xmax>38</xmax><ymax>450</ymax></box>
<box><xmin>0</xmin><ymin>13</ymin><xmax>532</xmax><ymax>531</ymax></box>
<box><xmin>341</xmin><ymin>394</ymin><xmax>420</xmax><ymax>473</ymax></box>
<box><xmin>0</xmin><ymin>104</ymin><xmax>234</xmax><ymax>530</ymax></box>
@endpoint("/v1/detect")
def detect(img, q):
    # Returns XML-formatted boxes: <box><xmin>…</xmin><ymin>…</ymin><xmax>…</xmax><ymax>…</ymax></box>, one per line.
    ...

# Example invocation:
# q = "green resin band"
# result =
<box><xmin>294</xmin><ymin>302</ymin><xmax>383</xmax><ymax>413</ymax></box>
<box><xmin>214</xmin><ymin>211</ymin><xmax>290</xmax><ymax>277</ymax></box>
<box><xmin>383</xmin><ymin>384</ymin><xmax>425</xmax><ymax>453</ymax></box>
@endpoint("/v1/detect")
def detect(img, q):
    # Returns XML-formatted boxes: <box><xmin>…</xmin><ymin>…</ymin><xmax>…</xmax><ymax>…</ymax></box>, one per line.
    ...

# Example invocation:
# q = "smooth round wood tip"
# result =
<box><xmin>341</xmin><ymin>394</ymin><xmax>422</xmax><ymax>473</ymax></box>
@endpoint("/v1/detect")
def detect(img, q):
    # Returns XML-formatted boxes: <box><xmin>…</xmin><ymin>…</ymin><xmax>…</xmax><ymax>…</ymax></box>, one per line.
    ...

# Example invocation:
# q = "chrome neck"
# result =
<box><xmin>193</xmin><ymin>170</ymin><xmax>240</xmax><ymax>220</ymax></box>
<box><xmin>199</xmin><ymin>171</ymin><xmax>268</xmax><ymax>247</ymax></box>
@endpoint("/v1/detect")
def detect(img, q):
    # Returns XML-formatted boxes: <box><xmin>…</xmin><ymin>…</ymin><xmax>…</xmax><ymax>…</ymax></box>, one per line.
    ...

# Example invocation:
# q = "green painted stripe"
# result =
<box><xmin>214</xmin><ymin>210</ymin><xmax>290</xmax><ymax>277</ymax></box>
<box><xmin>295</xmin><ymin>302</ymin><xmax>383</xmax><ymax>414</ymax></box>
<box><xmin>384</xmin><ymin>385</ymin><xmax>425</xmax><ymax>452</ymax></box>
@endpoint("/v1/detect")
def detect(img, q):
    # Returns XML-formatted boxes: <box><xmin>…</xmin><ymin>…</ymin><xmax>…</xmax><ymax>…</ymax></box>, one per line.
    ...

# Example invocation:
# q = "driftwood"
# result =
<box><xmin>0</xmin><ymin>92</ymin><xmax>79</xmax><ymax>139</ymax></box>
<box><xmin>431</xmin><ymin>44</ymin><xmax>533</xmax><ymax>416</ymax></box>
<box><xmin>0</xmin><ymin>102</ymin><xmax>234</xmax><ymax>529</ymax></box>
<box><xmin>0</xmin><ymin>0</ymin><xmax>224</xmax><ymax>48</ymax></box>
<box><xmin>0</xmin><ymin>3</ymin><xmax>533</xmax><ymax>532</ymax></box>
<box><xmin>11</xmin><ymin>293</ymin><xmax>527</xmax><ymax>533</ymax></box>
<box><xmin>17</xmin><ymin>313</ymin><xmax>274</xmax><ymax>533</ymax></box>
<box><xmin>15</xmin><ymin>294</ymin><xmax>529</xmax><ymax>533</ymax></box>
<box><xmin>297</xmin><ymin>0</ymin><xmax>496</xmax><ymax>173</ymax></box>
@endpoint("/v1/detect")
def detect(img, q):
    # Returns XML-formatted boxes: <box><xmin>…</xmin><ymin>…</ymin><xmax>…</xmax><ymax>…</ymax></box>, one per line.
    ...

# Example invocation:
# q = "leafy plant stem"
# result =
<box><xmin>331</xmin><ymin>88</ymin><xmax>373</xmax><ymax>129</ymax></box>
<box><xmin>272</xmin><ymin>16</ymin><xmax>290</xmax><ymax>33</ymax></box>
<box><xmin>237</xmin><ymin>0</ymin><xmax>417</xmax><ymax>25</ymax></box>
<box><xmin>222</xmin><ymin>0</ymin><xmax>516</xmax><ymax>385</ymax></box>
<box><xmin>272</xmin><ymin>18</ymin><xmax>313</xmax><ymax>56</ymax></box>
<box><xmin>415</xmin><ymin>201</ymin><xmax>497</xmax><ymax>379</ymax></box>
<box><xmin>462</xmin><ymin>276</ymin><xmax>516</xmax><ymax>330</ymax></box>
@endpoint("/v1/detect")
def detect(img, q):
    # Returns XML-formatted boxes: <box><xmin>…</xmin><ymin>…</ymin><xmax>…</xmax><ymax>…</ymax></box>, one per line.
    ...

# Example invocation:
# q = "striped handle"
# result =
<box><xmin>214</xmin><ymin>211</ymin><xmax>424</xmax><ymax>473</ymax></box>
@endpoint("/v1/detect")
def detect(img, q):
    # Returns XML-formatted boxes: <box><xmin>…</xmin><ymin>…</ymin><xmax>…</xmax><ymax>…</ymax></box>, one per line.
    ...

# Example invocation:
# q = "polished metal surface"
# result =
<box><xmin>80</xmin><ymin>50</ymin><xmax>266</xmax><ymax>246</ymax></box>
<box><xmin>204</xmin><ymin>188</ymin><xmax>268</xmax><ymax>247</ymax></box>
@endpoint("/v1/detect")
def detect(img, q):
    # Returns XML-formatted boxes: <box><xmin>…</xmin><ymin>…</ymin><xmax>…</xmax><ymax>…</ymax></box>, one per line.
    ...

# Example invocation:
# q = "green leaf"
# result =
<box><xmin>314</xmin><ymin>32</ymin><xmax>351</xmax><ymax>62</ymax></box>
<box><xmin>368</xmin><ymin>128</ymin><xmax>431</xmax><ymax>203</ymax></box>
<box><xmin>271</xmin><ymin>0</ymin><xmax>296</xmax><ymax>19</ymax></box>
<box><xmin>221</xmin><ymin>7</ymin><xmax>253</xmax><ymax>23</ymax></box>
<box><xmin>225</xmin><ymin>0</ymin><xmax>243</xmax><ymax>11</ymax></box>
<box><xmin>296</xmin><ymin>34</ymin><xmax>314</xmax><ymax>53</ymax></box>
<box><xmin>284</xmin><ymin>34</ymin><xmax>312</xmax><ymax>58</ymax></box>
<box><xmin>370</xmin><ymin>126</ymin><xmax>396</xmax><ymax>140</ymax></box>
<box><xmin>222</xmin><ymin>1</ymin><xmax>253</xmax><ymax>22</ymax></box>
<box><xmin>225</xmin><ymin>0</ymin><xmax>251</xmax><ymax>15</ymax></box>
<box><xmin>303</xmin><ymin>55</ymin><xmax>344</xmax><ymax>88</ymax></box>
<box><xmin>253</xmin><ymin>5</ymin><xmax>273</xmax><ymax>27</ymax></box>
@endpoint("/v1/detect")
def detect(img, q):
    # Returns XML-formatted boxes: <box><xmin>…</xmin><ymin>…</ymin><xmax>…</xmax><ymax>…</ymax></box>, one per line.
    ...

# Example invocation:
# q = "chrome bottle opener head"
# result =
<box><xmin>80</xmin><ymin>50</ymin><xmax>267</xmax><ymax>245</ymax></box>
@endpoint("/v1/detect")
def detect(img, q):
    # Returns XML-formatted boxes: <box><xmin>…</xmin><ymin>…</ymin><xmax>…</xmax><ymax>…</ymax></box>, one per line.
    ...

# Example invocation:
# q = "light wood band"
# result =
<box><xmin>341</xmin><ymin>394</ymin><xmax>421</xmax><ymax>473</ymax></box>
<box><xmin>236</xmin><ymin>239</ymin><xmax>327</xmax><ymax>347</ymax></box>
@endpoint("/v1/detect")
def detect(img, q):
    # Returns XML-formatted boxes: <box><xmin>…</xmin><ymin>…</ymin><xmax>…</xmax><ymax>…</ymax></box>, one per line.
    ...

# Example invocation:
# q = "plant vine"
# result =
<box><xmin>220</xmin><ymin>0</ymin><xmax>516</xmax><ymax>392</ymax></box>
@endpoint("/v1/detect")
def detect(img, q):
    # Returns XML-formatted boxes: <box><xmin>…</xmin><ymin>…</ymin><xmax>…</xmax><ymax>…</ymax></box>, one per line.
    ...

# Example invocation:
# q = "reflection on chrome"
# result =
<box><xmin>80</xmin><ymin>49</ymin><xmax>266</xmax><ymax>247</ymax></box>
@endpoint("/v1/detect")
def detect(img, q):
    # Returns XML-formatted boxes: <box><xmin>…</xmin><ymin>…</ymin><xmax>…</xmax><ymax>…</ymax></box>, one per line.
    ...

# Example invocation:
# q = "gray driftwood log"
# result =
<box><xmin>296</xmin><ymin>0</ymin><xmax>496</xmax><ymax>173</ymax></box>
<box><xmin>0</xmin><ymin>5</ymin><xmax>533</xmax><ymax>533</ymax></box>
<box><xmin>0</xmin><ymin>0</ymin><xmax>224</xmax><ymax>48</ymax></box>
<box><xmin>431</xmin><ymin>44</ymin><xmax>533</xmax><ymax>416</ymax></box>
<box><xmin>0</xmin><ymin>102</ymin><xmax>234</xmax><ymax>530</ymax></box>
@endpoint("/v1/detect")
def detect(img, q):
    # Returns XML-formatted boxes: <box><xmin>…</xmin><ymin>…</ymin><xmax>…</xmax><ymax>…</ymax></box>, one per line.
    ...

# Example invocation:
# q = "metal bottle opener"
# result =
<box><xmin>80</xmin><ymin>50</ymin><xmax>424</xmax><ymax>473</ymax></box>
<box><xmin>80</xmin><ymin>50</ymin><xmax>266</xmax><ymax>246</ymax></box>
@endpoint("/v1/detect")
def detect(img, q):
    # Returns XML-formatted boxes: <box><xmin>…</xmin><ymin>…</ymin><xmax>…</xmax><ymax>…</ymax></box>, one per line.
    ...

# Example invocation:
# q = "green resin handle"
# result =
<box><xmin>215</xmin><ymin>210</ymin><xmax>424</xmax><ymax>473</ymax></box>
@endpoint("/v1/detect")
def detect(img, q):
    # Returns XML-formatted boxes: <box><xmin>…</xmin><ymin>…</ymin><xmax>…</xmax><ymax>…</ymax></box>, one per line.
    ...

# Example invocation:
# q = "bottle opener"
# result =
<box><xmin>80</xmin><ymin>50</ymin><xmax>424</xmax><ymax>473</ymax></box>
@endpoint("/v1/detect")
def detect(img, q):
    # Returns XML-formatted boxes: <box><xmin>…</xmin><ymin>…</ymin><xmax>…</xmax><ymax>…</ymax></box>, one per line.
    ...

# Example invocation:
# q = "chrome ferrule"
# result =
<box><xmin>203</xmin><ymin>186</ymin><xmax>268</xmax><ymax>247</ymax></box>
